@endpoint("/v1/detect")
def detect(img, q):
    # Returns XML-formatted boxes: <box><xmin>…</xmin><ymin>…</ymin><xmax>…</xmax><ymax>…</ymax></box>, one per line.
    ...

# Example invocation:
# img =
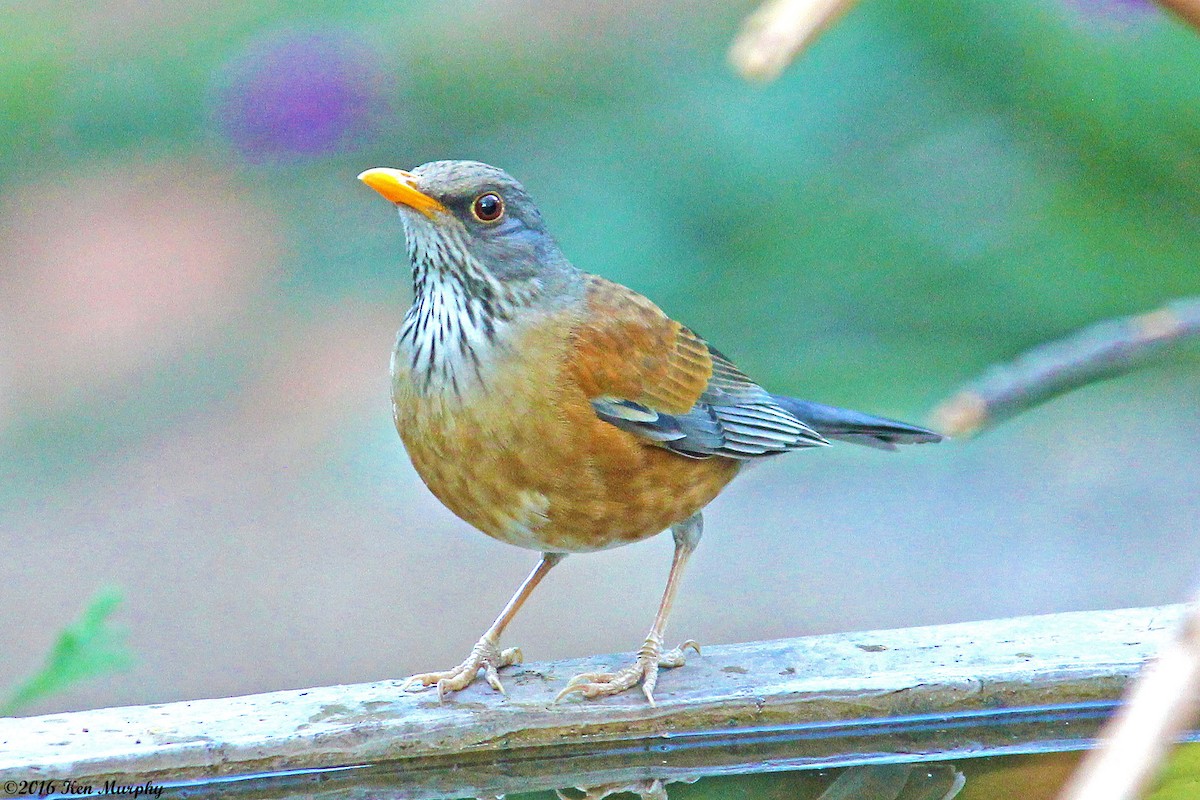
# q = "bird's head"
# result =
<box><xmin>358</xmin><ymin>160</ymin><xmax>579</xmax><ymax>305</ymax></box>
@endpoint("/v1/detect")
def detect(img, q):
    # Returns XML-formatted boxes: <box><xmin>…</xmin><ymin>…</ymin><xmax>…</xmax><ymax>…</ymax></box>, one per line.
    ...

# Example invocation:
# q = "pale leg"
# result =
<box><xmin>556</xmin><ymin>513</ymin><xmax>703</xmax><ymax>705</ymax></box>
<box><xmin>403</xmin><ymin>552</ymin><xmax>564</xmax><ymax>700</ymax></box>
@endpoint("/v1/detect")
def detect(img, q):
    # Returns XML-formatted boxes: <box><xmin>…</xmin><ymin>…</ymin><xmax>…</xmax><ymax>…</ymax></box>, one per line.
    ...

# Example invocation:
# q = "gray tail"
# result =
<box><xmin>771</xmin><ymin>395</ymin><xmax>944</xmax><ymax>451</ymax></box>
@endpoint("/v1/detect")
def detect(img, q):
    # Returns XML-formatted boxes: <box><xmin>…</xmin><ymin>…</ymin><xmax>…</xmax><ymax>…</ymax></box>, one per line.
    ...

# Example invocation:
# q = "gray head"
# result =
<box><xmin>359</xmin><ymin>160</ymin><xmax>580</xmax><ymax>302</ymax></box>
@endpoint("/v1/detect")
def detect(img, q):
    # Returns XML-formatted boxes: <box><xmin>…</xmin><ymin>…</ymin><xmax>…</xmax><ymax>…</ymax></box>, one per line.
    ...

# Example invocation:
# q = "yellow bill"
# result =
<box><xmin>358</xmin><ymin>168</ymin><xmax>447</xmax><ymax>218</ymax></box>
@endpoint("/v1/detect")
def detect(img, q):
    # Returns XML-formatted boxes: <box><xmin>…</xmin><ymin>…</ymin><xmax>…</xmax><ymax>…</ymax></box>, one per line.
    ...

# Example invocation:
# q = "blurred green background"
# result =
<box><xmin>2</xmin><ymin>0</ymin><xmax>1199</xmax><ymax>714</ymax></box>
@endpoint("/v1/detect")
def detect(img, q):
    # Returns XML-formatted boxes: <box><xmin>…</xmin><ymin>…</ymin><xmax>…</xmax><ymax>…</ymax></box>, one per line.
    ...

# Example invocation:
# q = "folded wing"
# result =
<box><xmin>571</xmin><ymin>276</ymin><xmax>828</xmax><ymax>460</ymax></box>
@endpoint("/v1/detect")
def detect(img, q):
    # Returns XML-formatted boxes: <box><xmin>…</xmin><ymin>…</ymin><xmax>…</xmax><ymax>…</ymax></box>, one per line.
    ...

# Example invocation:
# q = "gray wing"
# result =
<box><xmin>769</xmin><ymin>396</ymin><xmax>945</xmax><ymax>451</ymax></box>
<box><xmin>591</xmin><ymin>347</ymin><xmax>829</xmax><ymax>459</ymax></box>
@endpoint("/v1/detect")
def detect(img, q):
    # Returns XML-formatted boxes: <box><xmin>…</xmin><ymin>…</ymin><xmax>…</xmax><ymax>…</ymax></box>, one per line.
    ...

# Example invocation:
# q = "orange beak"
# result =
<box><xmin>357</xmin><ymin>168</ymin><xmax>447</xmax><ymax>218</ymax></box>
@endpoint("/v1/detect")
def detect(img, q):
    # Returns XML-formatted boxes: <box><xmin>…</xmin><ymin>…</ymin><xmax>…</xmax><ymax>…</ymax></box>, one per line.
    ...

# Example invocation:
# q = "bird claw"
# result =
<box><xmin>401</xmin><ymin>636</ymin><xmax>521</xmax><ymax>700</ymax></box>
<box><xmin>556</xmin><ymin>779</ymin><xmax>668</xmax><ymax>800</ymax></box>
<box><xmin>554</xmin><ymin>671</ymin><xmax>615</xmax><ymax>702</ymax></box>
<box><xmin>567</xmin><ymin>671</ymin><xmax>615</xmax><ymax>687</ymax></box>
<box><xmin>554</xmin><ymin>637</ymin><xmax>699</xmax><ymax>705</ymax></box>
<box><xmin>660</xmin><ymin>639</ymin><xmax>701</xmax><ymax>667</ymax></box>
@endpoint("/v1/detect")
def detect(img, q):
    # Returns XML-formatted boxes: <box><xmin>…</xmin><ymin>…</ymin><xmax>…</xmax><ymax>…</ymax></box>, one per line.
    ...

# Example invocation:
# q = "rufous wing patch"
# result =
<box><xmin>570</xmin><ymin>276</ymin><xmax>713</xmax><ymax>416</ymax></box>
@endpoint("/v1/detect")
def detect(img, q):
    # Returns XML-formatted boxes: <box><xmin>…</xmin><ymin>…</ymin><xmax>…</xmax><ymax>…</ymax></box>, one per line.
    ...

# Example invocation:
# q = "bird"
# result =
<box><xmin>358</xmin><ymin>160</ymin><xmax>943</xmax><ymax>704</ymax></box>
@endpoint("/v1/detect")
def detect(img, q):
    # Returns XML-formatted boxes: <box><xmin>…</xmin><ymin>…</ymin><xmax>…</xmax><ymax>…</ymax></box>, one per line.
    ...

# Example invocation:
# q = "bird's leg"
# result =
<box><xmin>402</xmin><ymin>552</ymin><xmax>564</xmax><ymax>700</ymax></box>
<box><xmin>557</xmin><ymin>513</ymin><xmax>703</xmax><ymax>705</ymax></box>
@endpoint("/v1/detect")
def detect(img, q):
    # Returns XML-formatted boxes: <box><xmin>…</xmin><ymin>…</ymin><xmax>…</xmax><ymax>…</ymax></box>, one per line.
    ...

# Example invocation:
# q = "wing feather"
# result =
<box><xmin>571</xmin><ymin>276</ymin><xmax>827</xmax><ymax>460</ymax></box>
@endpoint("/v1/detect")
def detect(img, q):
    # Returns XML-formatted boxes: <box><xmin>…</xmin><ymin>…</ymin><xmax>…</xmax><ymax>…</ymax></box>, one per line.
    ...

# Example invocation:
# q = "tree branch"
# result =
<box><xmin>1057</xmin><ymin>587</ymin><xmax>1200</xmax><ymax>800</ymax></box>
<box><xmin>932</xmin><ymin>297</ymin><xmax>1200</xmax><ymax>438</ymax></box>
<box><xmin>1157</xmin><ymin>0</ymin><xmax>1200</xmax><ymax>31</ymax></box>
<box><xmin>728</xmin><ymin>0</ymin><xmax>862</xmax><ymax>81</ymax></box>
<box><xmin>729</xmin><ymin>0</ymin><xmax>1200</xmax><ymax>84</ymax></box>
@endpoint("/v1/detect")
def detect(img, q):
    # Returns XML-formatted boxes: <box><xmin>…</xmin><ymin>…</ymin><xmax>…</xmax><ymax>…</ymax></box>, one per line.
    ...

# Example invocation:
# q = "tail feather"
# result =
<box><xmin>770</xmin><ymin>395</ymin><xmax>944</xmax><ymax>451</ymax></box>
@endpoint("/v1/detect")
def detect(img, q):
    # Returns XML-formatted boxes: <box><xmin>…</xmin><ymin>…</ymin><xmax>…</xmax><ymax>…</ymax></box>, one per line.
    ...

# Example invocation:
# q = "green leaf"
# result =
<box><xmin>0</xmin><ymin>586</ymin><xmax>134</xmax><ymax>716</ymax></box>
<box><xmin>1148</xmin><ymin>742</ymin><xmax>1200</xmax><ymax>800</ymax></box>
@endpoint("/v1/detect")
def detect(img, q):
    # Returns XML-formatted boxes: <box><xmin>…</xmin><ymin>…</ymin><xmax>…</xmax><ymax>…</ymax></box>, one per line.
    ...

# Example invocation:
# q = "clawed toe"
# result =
<box><xmin>658</xmin><ymin>639</ymin><xmax>700</xmax><ymax>667</ymax></box>
<box><xmin>555</xmin><ymin>638</ymin><xmax>699</xmax><ymax>705</ymax></box>
<box><xmin>562</xmin><ymin>671</ymin><xmax>615</xmax><ymax>690</ymax></box>
<box><xmin>554</xmin><ymin>671</ymin><xmax>625</xmax><ymax>702</ymax></box>
<box><xmin>401</xmin><ymin>638</ymin><xmax>522</xmax><ymax>700</ymax></box>
<box><xmin>556</xmin><ymin>778</ymin><xmax>668</xmax><ymax>800</ymax></box>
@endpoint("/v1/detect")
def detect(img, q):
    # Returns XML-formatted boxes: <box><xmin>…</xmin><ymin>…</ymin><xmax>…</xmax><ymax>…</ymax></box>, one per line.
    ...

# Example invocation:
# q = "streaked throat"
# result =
<box><xmin>395</xmin><ymin>223</ymin><xmax>518</xmax><ymax>398</ymax></box>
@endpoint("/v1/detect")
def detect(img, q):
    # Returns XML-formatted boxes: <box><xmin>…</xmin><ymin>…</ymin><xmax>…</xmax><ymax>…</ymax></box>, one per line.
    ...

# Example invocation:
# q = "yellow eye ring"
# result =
<box><xmin>471</xmin><ymin>192</ymin><xmax>505</xmax><ymax>223</ymax></box>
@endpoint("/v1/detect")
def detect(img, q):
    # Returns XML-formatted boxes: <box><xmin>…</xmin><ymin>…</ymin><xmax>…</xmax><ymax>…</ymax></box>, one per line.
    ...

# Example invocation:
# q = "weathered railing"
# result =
<box><xmin>0</xmin><ymin>606</ymin><xmax>1182</xmax><ymax>798</ymax></box>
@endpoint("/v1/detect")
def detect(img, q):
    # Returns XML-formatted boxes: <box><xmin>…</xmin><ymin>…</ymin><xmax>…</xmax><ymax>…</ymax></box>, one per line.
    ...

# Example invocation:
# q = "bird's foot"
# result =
<box><xmin>556</xmin><ymin>779</ymin><xmax>668</xmax><ymax>800</ymax></box>
<box><xmin>556</xmin><ymin>635</ymin><xmax>699</xmax><ymax>705</ymax></box>
<box><xmin>400</xmin><ymin>634</ymin><xmax>522</xmax><ymax>701</ymax></box>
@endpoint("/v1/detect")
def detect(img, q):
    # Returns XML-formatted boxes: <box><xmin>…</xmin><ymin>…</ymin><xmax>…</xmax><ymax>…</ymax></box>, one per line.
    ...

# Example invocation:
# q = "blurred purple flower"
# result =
<box><xmin>1062</xmin><ymin>0</ymin><xmax>1158</xmax><ymax>26</ymax></box>
<box><xmin>212</xmin><ymin>28</ymin><xmax>391</xmax><ymax>161</ymax></box>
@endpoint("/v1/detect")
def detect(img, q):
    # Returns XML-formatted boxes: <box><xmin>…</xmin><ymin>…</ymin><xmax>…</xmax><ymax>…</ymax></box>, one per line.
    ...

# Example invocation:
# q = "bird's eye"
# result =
<box><xmin>471</xmin><ymin>192</ymin><xmax>504</xmax><ymax>223</ymax></box>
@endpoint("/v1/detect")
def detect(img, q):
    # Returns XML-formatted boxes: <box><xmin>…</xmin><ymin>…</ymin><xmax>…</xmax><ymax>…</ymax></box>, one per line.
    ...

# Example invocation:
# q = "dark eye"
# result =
<box><xmin>471</xmin><ymin>192</ymin><xmax>504</xmax><ymax>222</ymax></box>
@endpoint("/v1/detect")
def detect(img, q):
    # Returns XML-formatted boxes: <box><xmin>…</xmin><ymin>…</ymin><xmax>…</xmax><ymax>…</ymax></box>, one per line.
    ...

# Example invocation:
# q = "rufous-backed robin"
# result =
<box><xmin>359</xmin><ymin>160</ymin><xmax>942</xmax><ymax>704</ymax></box>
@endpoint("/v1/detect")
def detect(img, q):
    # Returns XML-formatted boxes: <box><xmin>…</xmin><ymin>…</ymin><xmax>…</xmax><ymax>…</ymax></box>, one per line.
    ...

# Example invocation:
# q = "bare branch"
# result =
<box><xmin>729</xmin><ymin>0</ymin><xmax>862</xmax><ymax>82</ymax></box>
<box><xmin>1156</xmin><ymin>0</ymin><xmax>1200</xmax><ymax>33</ymax></box>
<box><xmin>933</xmin><ymin>297</ymin><xmax>1200</xmax><ymax>438</ymax></box>
<box><xmin>728</xmin><ymin>0</ymin><xmax>1200</xmax><ymax>83</ymax></box>
<box><xmin>1057</xmin><ymin>588</ymin><xmax>1200</xmax><ymax>800</ymax></box>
